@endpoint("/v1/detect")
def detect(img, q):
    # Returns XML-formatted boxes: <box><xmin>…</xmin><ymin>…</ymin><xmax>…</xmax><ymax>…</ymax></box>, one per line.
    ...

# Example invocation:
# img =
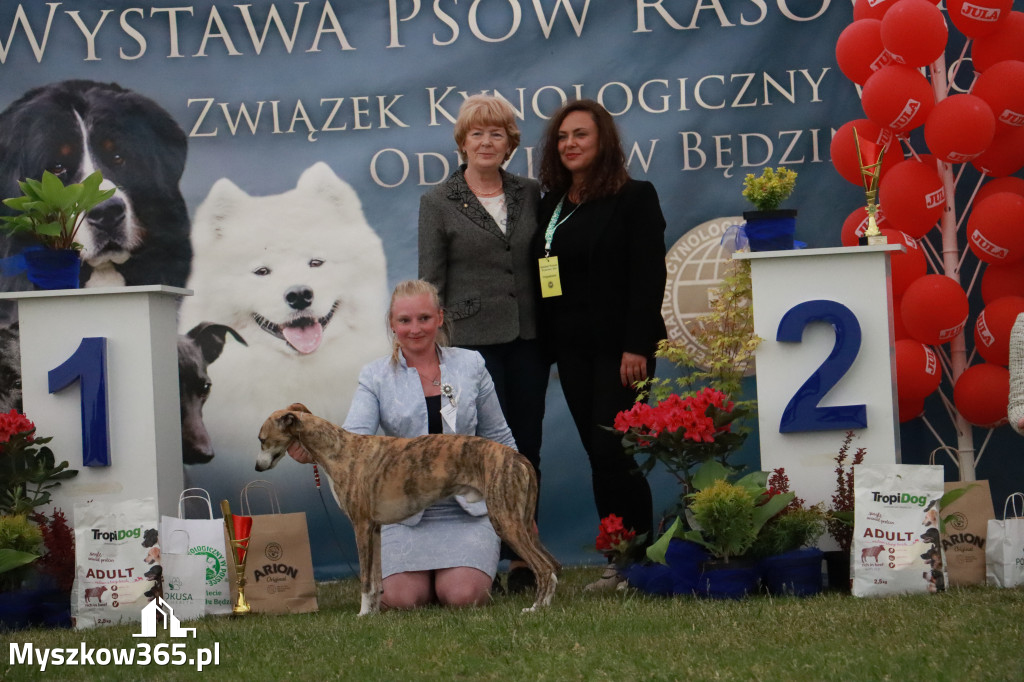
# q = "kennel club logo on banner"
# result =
<box><xmin>0</xmin><ymin>1</ymin><xmax>882</xmax><ymax>574</ymax></box>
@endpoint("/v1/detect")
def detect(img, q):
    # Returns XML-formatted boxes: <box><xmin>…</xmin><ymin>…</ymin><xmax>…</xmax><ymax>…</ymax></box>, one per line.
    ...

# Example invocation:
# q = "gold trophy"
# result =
<box><xmin>221</xmin><ymin>499</ymin><xmax>252</xmax><ymax>615</ymax></box>
<box><xmin>853</xmin><ymin>127</ymin><xmax>887</xmax><ymax>246</ymax></box>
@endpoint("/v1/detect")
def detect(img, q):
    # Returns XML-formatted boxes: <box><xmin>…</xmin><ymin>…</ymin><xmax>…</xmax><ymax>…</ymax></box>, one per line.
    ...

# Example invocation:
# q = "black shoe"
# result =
<box><xmin>506</xmin><ymin>566</ymin><xmax>536</xmax><ymax>594</ymax></box>
<box><xmin>491</xmin><ymin>573</ymin><xmax>506</xmax><ymax>596</ymax></box>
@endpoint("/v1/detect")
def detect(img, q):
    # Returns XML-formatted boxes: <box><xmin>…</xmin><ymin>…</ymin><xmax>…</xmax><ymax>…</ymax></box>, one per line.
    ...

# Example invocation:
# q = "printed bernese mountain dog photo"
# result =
<box><xmin>0</xmin><ymin>79</ymin><xmax>192</xmax><ymax>291</ymax></box>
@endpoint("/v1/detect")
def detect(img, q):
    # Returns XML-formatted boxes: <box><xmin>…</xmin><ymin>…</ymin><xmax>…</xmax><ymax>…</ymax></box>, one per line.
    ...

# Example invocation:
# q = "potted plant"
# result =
<box><xmin>741</xmin><ymin>166</ymin><xmax>798</xmax><ymax>251</ymax></box>
<box><xmin>750</xmin><ymin>468</ymin><xmax>827</xmax><ymax>596</ymax></box>
<box><xmin>0</xmin><ymin>409</ymin><xmax>77</xmax><ymax>628</ymax></box>
<box><xmin>679</xmin><ymin>461</ymin><xmax>794</xmax><ymax>598</ymax></box>
<box><xmin>0</xmin><ymin>170</ymin><xmax>115</xmax><ymax>289</ymax></box>
<box><xmin>823</xmin><ymin>430</ymin><xmax>865</xmax><ymax>591</ymax></box>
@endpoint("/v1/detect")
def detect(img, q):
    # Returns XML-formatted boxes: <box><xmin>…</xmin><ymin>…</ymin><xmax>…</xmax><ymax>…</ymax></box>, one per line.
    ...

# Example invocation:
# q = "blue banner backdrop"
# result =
<box><xmin>1</xmin><ymin>0</ymin><xmax>1021</xmax><ymax>577</ymax></box>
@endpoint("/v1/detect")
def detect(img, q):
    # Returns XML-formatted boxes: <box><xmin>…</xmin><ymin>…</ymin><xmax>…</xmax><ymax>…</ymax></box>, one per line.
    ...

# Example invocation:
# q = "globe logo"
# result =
<box><xmin>662</xmin><ymin>216</ymin><xmax>755</xmax><ymax>376</ymax></box>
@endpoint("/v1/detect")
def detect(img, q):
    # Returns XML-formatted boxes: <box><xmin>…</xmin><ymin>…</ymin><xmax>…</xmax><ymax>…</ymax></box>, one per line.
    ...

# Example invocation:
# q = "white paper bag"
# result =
<box><xmin>986</xmin><ymin>492</ymin><xmax>1024</xmax><ymax>588</ymax></box>
<box><xmin>158</xmin><ymin>527</ymin><xmax>207</xmax><ymax>621</ymax></box>
<box><xmin>159</xmin><ymin>488</ymin><xmax>232</xmax><ymax>615</ymax></box>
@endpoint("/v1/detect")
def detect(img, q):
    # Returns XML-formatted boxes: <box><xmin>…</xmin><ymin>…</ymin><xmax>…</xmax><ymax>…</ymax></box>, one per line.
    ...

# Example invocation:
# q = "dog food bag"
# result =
<box><xmin>941</xmin><ymin>480</ymin><xmax>994</xmax><ymax>587</ymax></box>
<box><xmin>852</xmin><ymin>464</ymin><xmax>947</xmax><ymax>598</ymax></box>
<box><xmin>72</xmin><ymin>497</ymin><xmax>161</xmax><ymax>629</ymax></box>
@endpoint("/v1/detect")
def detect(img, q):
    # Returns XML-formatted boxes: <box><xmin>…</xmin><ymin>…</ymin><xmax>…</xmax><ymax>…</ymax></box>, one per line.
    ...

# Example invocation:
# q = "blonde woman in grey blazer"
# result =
<box><xmin>419</xmin><ymin>95</ymin><xmax>549</xmax><ymax>594</ymax></box>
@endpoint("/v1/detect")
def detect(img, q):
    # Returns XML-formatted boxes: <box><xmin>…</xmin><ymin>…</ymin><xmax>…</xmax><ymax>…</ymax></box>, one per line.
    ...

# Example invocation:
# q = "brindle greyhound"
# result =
<box><xmin>256</xmin><ymin>403</ymin><xmax>559</xmax><ymax>615</ymax></box>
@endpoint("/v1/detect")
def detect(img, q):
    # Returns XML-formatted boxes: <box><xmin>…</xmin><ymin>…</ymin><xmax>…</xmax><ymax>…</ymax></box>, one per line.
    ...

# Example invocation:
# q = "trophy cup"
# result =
<box><xmin>221</xmin><ymin>500</ymin><xmax>253</xmax><ymax>615</ymax></box>
<box><xmin>853</xmin><ymin>127</ymin><xmax>887</xmax><ymax>246</ymax></box>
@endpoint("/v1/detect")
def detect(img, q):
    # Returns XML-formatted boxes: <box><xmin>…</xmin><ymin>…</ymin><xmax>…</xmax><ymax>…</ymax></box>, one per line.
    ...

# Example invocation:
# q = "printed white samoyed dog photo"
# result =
<box><xmin>178</xmin><ymin>162</ymin><xmax>388</xmax><ymax>494</ymax></box>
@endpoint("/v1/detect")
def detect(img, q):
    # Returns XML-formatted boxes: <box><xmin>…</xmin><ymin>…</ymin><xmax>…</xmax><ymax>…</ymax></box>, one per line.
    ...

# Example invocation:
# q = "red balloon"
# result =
<box><xmin>967</xmin><ymin>191</ymin><xmax>1024</xmax><ymax>264</ymax></box>
<box><xmin>895</xmin><ymin>339</ymin><xmax>942</xmax><ymax>401</ymax></box>
<box><xmin>982</xmin><ymin>260</ymin><xmax>1024</xmax><ymax>303</ymax></box>
<box><xmin>898</xmin><ymin>396</ymin><xmax>926</xmax><ymax>422</ymax></box>
<box><xmin>923</xmin><ymin>94</ymin><xmax>996</xmax><ymax>163</ymax></box>
<box><xmin>893</xmin><ymin>295</ymin><xmax>910</xmax><ymax>340</ymax></box>
<box><xmin>976</xmin><ymin>176</ymin><xmax>1024</xmax><ymax>205</ymax></box>
<box><xmin>948</xmin><ymin>0</ymin><xmax>1014</xmax><ymax>38</ymax></box>
<box><xmin>878</xmin><ymin>158</ymin><xmax>946</xmax><ymax>238</ymax></box>
<box><xmin>901</xmin><ymin>275</ymin><xmax>970</xmax><ymax>345</ymax></box>
<box><xmin>972</xmin><ymin>12</ymin><xmax>1024</xmax><ymax>72</ymax></box>
<box><xmin>862</xmin><ymin>65</ymin><xmax>935</xmax><ymax>132</ymax></box>
<box><xmin>880</xmin><ymin>228</ymin><xmax>928</xmax><ymax>296</ymax></box>
<box><xmin>880</xmin><ymin>0</ymin><xmax>948</xmax><ymax>68</ymax></box>
<box><xmin>971</xmin><ymin>125</ymin><xmax>1024</xmax><ymax>176</ymax></box>
<box><xmin>974</xmin><ymin>295</ymin><xmax>1024</xmax><ymax>365</ymax></box>
<box><xmin>837</xmin><ymin>20</ymin><xmax>894</xmax><ymax>85</ymax></box>
<box><xmin>972</xmin><ymin>60</ymin><xmax>1024</xmax><ymax>129</ymax></box>
<box><xmin>841</xmin><ymin>205</ymin><xmax>893</xmax><ymax>245</ymax></box>
<box><xmin>831</xmin><ymin>119</ymin><xmax>900</xmax><ymax>186</ymax></box>
<box><xmin>953</xmin><ymin>363</ymin><xmax>1010</xmax><ymax>426</ymax></box>
<box><xmin>854</xmin><ymin>0</ymin><xmax>897</xmax><ymax>21</ymax></box>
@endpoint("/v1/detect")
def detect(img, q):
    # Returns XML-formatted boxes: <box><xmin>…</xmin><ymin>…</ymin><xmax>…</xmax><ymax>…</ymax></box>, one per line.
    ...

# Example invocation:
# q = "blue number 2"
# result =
<box><xmin>48</xmin><ymin>337</ymin><xmax>111</xmax><ymax>466</ymax></box>
<box><xmin>776</xmin><ymin>300</ymin><xmax>867</xmax><ymax>433</ymax></box>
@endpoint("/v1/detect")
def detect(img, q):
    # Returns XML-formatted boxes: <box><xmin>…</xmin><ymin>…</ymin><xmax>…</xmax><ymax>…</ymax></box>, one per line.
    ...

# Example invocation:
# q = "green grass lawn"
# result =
<box><xmin>4</xmin><ymin>567</ymin><xmax>1023</xmax><ymax>681</ymax></box>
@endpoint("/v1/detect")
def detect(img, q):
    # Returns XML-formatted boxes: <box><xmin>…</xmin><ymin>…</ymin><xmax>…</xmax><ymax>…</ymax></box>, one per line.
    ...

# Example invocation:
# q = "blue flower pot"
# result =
<box><xmin>23</xmin><ymin>248</ymin><xmax>81</xmax><ymax>289</ymax></box>
<box><xmin>743</xmin><ymin>210</ymin><xmax>797</xmax><ymax>252</ymax></box>
<box><xmin>697</xmin><ymin>559</ymin><xmax>760</xmax><ymax>599</ymax></box>
<box><xmin>759</xmin><ymin>547</ymin><xmax>824</xmax><ymax>597</ymax></box>
<box><xmin>622</xmin><ymin>563</ymin><xmax>674</xmax><ymax>596</ymax></box>
<box><xmin>665</xmin><ymin>539</ymin><xmax>711</xmax><ymax>596</ymax></box>
<box><xmin>0</xmin><ymin>589</ymin><xmax>36</xmax><ymax>630</ymax></box>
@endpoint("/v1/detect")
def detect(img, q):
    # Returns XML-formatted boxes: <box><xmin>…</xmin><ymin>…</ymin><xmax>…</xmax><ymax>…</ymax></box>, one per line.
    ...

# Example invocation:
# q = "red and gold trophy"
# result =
<box><xmin>221</xmin><ymin>500</ymin><xmax>253</xmax><ymax>615</ymax></box>
<box><xmin>853</xmin><ymin>128</ymin><xmax>888</xmax><ymax>246</ymax></box>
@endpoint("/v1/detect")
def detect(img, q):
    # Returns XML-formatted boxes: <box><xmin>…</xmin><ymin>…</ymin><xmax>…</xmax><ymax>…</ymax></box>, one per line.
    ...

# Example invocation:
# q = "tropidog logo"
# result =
<box><xmin>662</xmin><ymin>217</ymin><xmax>755</xmax><ymax>377</ymax></box>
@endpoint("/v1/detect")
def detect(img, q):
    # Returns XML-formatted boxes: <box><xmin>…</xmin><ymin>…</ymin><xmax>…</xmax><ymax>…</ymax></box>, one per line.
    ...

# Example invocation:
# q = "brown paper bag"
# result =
<box><xmin>941</xmin><ymin>480</ymin><xmax>995</xmax><ymax>587</ymax></box>
<box><xmin>225</xmin><ymin>481</ymin><xmax>318</xmax><ymax>615</ymax></box>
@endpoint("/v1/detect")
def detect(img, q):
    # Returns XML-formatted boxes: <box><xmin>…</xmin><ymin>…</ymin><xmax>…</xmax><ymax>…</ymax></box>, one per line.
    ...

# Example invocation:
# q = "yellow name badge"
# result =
<box><xmin>538</xmin><ymin>256</ymin><xmax>562</xmax><ymax>298</ymax></box>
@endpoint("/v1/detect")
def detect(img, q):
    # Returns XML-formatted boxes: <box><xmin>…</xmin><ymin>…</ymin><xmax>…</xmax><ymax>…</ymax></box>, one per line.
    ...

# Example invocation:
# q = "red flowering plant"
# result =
<box><xmin>613</xmin><ymin>387</ymin><xmax>749</xmax><ymax>501</ymax></box>
<box><xmin>826</xmin><ymin>430</ymin><xmax>866</xmax><ymax>553</ymax></box>
<box><xmin>0</xmin><ymin>409</ymin><xmax>77</xmax><ymax>516</ymax></box>
<box><xmin>594</xmin><ymin>514</ymin><xmax>646</xmax><ymax>569</ymax></box>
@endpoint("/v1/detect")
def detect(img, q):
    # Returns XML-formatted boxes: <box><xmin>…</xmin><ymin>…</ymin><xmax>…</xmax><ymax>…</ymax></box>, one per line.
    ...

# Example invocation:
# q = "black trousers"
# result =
<box><xmin>464</xmin><ymin>337</ymin><xmax>549</xmax><ymax>480</ymax></box>
<box><xmin>465</xmin><ymin>338</ymin><xmax>550</xmax><ymax>565</ymax></box>
<box><xmin>554</xmin><ymin>347</ymin><xmax>654</xmax><ymax>542</ymax></box>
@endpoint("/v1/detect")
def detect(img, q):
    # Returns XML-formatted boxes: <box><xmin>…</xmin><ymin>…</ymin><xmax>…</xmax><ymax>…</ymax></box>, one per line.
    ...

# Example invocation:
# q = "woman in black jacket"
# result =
<box><xmin>534</xmin><ymin>99</ymin><xmax>667</xmax><ymax>590</ymax></box>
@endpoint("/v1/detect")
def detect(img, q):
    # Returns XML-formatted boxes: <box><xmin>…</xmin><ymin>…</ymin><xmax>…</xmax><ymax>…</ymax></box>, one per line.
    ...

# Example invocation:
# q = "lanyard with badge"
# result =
<box><xmin>538</xmin><ymin>195</ymin><xmax>580</xmax><ymax>298</ymax></box>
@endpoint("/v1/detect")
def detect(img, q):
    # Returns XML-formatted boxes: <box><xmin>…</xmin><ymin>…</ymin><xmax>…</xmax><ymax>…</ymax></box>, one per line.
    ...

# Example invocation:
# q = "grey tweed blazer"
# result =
<box><xmin>418</xmin><ymin>166</ymin><xmax>541</xmax><ymax>345</ymax></box>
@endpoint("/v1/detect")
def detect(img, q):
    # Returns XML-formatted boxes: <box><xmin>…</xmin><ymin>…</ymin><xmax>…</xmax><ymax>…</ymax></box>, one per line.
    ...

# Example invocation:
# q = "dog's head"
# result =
<box><xmin>187</xmin><ymin>162</ymin><xmax>386</xmax><ymax>356</ymax></box>
<box><xmin>141</xmin><ymin>528</ymin><xmax>159</xmax><ymax>548</ymax></box>
<box><xmin>0</xmin><ymin>79</ymin><xmax>190</xmax><ymax>288</ymax></box>
<box><xmin>178</xmin><ymin>322</ymin><xmax>247</xmax><ymax>465</ymax></box>
<box><xmin>256</xmin><ymin>403</ymin><xmax>312</xmax><ymax>471</ymax></box>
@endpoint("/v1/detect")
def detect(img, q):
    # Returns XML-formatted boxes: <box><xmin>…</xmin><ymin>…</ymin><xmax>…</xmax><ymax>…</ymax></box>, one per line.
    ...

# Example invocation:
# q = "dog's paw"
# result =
<box><xmin>521</xmin><ymin>605</ymin><xmax>537</xmax><ymax>614</ymax></box>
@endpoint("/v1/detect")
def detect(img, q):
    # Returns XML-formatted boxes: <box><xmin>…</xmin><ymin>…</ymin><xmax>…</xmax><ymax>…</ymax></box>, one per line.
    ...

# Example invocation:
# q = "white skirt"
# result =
<box><xmin>380</xmin><ymin>497</ymin><xmax>500</xmax><ymax>579</ymax></box>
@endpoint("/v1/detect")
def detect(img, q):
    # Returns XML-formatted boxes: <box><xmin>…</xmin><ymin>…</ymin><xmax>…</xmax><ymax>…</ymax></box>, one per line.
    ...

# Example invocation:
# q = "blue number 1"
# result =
<box><xmin>776</xmin><ymin>300</ymin><xmax>867</xmax><ymax>433</ymax></box>
<box><xmin>48</xmin><ymin>337</ymin><xmax>111</xmax><ymax>466</ymax></box>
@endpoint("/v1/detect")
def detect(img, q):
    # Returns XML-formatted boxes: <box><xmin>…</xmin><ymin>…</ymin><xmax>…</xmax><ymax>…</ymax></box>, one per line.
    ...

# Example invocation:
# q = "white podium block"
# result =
<box><xmin>0</xmin><ymin>286</ymin><xmax>191</xmax><ymax>519</ymax></box>
<box><xmin>736</xmin><ymin>246</ymin><xmax>903</xmax><ymax>516</ymax></box>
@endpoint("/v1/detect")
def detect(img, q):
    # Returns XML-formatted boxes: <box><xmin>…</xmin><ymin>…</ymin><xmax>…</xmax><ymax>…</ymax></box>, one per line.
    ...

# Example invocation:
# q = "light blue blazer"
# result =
<box><xmin>342</xmin><ymin>346</ymin><xmax>517</xmax><ymax>525</ymax></box>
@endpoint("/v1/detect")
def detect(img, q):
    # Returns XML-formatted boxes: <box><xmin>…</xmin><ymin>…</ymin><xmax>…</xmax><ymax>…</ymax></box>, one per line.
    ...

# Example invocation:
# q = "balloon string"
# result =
<box><xmin>973</xmin><ymin>428</ymin><xmax>994</xmax><ymax>468</ymax></box>
<box><xmin>944</xmin><ymin>38</ymin><xmax>973</xmax><ymax>96</ymax></box>
<box><xmin>955</xmin><ymin>174</ymin><xmax>985</xmax><ymax>233</ymax></box>
<box><xmin>962</xmin><ymin>257</ymin><xmax>983</xmax><ymax>299</ymax></box>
